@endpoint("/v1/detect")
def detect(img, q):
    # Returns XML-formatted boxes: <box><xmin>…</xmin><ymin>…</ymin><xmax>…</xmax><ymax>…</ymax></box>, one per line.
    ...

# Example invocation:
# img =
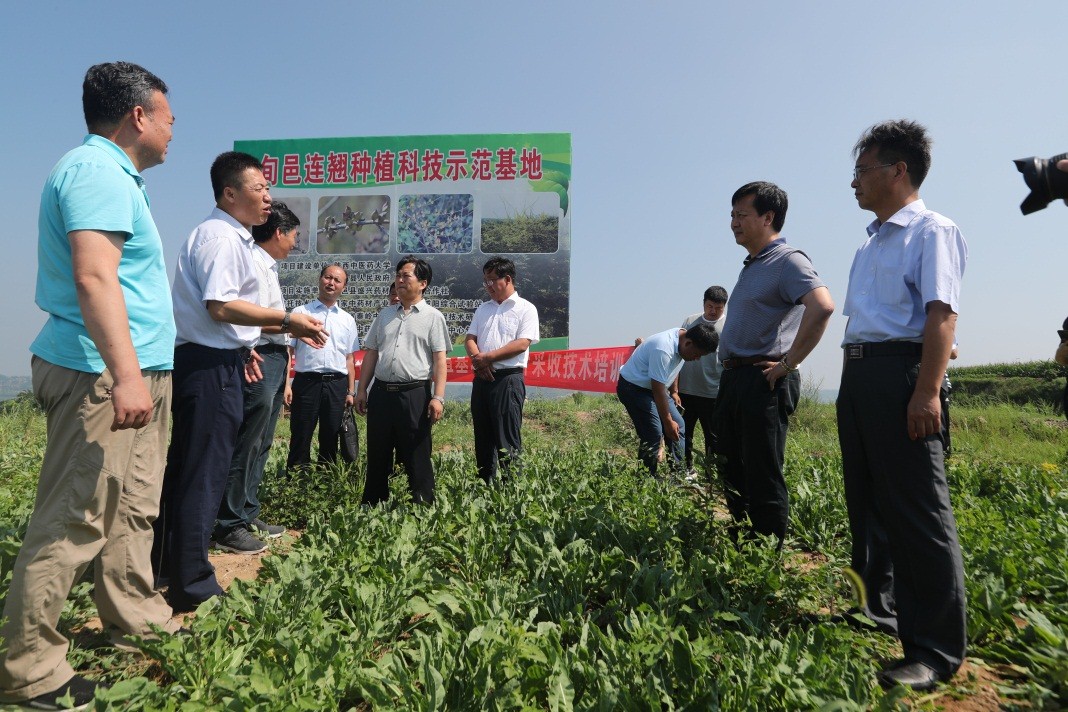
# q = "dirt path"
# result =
<box><xmin>80</xmin><ymin>533</ymin><xmax>294</xmax><ymax>633</ymax></box>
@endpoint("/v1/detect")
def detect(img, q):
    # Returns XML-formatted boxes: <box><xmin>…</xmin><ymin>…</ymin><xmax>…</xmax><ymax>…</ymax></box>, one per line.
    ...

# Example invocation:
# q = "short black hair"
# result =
<box><xmin>483</xmin><ymin>256</ymin><xmax>516</xmax><ymax>282</ymax></box>
<box><xmin>210</xmin><ymin>151</ymin><xmax>264</xmax><ymax>200</ymax></box>
<box><xmin>83</xmin><ymin>62</ymin><xmax>168</xmax><ymax>133</ymax></box>
<box><xmin>252</xmin><ymin>201</ymin><xmax>299</xmax><ymax>244</ymax></box>
<box><xmin>853</xmin><ymin>119</ymin><xmax>932</xmax><ymax>188</ymax></box>
<box><xmin>731</xmin><ymin>181</ymin><xmax>788</xmax><ymax>232</ymax></box>
<box><xmin>398</xmin><ymin>255</ymin><xmax>432</xmax><ymax>293</ymax></box>
<box><xmin>684</xmin><ymin>322</ymin><xmax>719</xmax><ymax>353</ymax></box>
<box><xmin>320</xmin><ymin>263</ymin><xmax>348</xmax><ymax>285</ymax></box>
<box><xmin>703</xmin><ymin>285</ymin><xmax>728</xmax><ymax>303</ymax></box>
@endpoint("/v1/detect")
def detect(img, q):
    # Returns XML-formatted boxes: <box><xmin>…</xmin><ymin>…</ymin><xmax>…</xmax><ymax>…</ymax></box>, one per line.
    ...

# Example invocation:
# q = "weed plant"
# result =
<box><xmin>0</xmin><ymin>395</ymin><xmax>1064</xmax><ymax>709</ymax></box>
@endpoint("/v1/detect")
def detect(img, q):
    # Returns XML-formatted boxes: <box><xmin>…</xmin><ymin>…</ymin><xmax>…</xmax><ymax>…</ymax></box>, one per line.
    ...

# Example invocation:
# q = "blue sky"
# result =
<box><xmin>2</xmin><ymin>1</ymin><xmax>1067</xmax><ymax>389</ymax></box>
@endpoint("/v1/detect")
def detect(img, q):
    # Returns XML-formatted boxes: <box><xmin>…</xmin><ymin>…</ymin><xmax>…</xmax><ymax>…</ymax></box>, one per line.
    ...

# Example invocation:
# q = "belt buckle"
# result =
<box><xmin>846</xmin><ymin>344</ymin><xmax>864</xmax><ymax>360</ymax></box>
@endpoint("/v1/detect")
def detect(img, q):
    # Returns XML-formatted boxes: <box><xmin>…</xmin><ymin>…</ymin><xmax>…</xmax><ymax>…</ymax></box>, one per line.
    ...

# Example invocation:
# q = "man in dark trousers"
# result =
<box><xmin>355</xmin><ymin>256</ymin><xmax>450</xmax><ymax>505</ymax></box>
<box><xmin>676</xmin><ymin>285</ymin><xmax>728</xmax><ymax>476</ymax></box>
<box><xmin>715</xmin><ymin>181</ymin><xmax>834</xmax><ymax>547</ymax></box>
<box><xmin>155</xmin><ymin>152</ymin><xmax>325</xmax><ymax>611</ymax></box>
<box><xmin>215</xmin><ymin>202</ymin><xmax>302</xmax><ymax>553</ymax></box>
<box><xmin>285</xmin><ymin>263</ymin><xmax>360</xmax><ymax>471</ymax></box>
<box><xmin>838</xmin><ymin>119</ymin><xmax>968</xmax><ymax>691</ymax></box>
<box><xmin>464</xmin><ymin>256</ymin><xmax>540</xmax><ymax>483</ymax></box>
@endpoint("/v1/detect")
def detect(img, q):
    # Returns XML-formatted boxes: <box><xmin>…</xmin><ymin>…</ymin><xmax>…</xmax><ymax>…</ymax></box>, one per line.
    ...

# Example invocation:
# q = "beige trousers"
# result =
<box><xmin>0</xmin><ymin>358</ymin><xmax>173</xmax><ymax>701</ymax></box>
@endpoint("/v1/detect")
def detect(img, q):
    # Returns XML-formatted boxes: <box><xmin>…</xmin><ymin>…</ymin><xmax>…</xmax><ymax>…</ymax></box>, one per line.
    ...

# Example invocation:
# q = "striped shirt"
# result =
<box><xmin>718</xmin><ymin>239</ymin><xmax>825</xmax><ymax>361</ymax></box>
<box><xmin>364</xmin><ymin>300</ymin><xmax>451</xmax><ymax>382</ymax></box>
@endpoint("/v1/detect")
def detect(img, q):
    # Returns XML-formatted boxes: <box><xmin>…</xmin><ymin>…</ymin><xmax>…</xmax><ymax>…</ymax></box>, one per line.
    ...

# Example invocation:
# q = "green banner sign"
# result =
<box><xmin>234</xmin><ymin>133</ymin><xmax>571</xmax><ymax>350</ymax></box>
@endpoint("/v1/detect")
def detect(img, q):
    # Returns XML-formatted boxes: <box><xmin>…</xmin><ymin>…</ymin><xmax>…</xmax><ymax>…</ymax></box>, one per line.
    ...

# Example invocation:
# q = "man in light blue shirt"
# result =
<box><xmin>1</xmin><ymin>62</ymin><xmax>178</xmax><ymax>709</ymax></box>
<box><xmin>839</xmin><ymin>119</ymin><xmax>967</xmax><ymax>691</ymax></box>
<box><xmin>617</xmin><ymin>324</ymin><xmax>718</xmax><ymax>477</ymax></box>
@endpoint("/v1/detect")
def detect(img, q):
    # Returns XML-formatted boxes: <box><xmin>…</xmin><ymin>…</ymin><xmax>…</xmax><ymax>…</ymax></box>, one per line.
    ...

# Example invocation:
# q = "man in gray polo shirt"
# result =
<box><xmin>355</xmin><ymin>255</ymin><xmax>450</xmax><ymax>505</ymax></box>
<box><xmin>715</xmin><ymin>181</ymin><xmax>834</xmax><ymax>547</ymax></box>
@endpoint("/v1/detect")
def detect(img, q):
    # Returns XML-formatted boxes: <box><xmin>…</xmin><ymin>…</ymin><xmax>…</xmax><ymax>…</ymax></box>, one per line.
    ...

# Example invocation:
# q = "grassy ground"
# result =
<box><xmin>0</xmin><ymin>394</ymin><xmax>1065</xmax><ymax>710</ymax></box>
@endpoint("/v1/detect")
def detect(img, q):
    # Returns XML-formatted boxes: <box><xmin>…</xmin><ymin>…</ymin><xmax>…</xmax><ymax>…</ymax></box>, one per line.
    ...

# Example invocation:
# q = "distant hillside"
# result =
<box><xmin>948</xmin><ymin>360</ymin><xmax>1066</xmax><ymax>411</ymax></box>
<box><xmin>0</xmin><ymin>375</ymin><xmax>32</xmax><ymax>402</ymax></box>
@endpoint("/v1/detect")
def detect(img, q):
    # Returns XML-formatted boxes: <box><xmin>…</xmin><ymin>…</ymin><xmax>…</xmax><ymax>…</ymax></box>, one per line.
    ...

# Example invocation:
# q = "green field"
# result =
<box><xmin>0</xmin><ymin>388</ymin><xmax>1066</xmax><ymax>710</ymax></box>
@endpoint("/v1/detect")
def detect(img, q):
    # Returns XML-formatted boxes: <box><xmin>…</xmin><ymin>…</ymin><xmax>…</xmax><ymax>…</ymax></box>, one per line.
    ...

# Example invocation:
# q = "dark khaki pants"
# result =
<box><xmin>0</xmin><ymin>358</ymin><xmax>174</xmax><ymax>701</ymax></box>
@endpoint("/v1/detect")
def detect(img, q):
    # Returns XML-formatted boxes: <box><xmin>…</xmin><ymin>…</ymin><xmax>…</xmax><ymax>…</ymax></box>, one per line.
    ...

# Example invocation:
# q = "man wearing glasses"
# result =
<box><xmin>464</xmin><ymin>256</ymin><xmax>540</xmax><ymax>484</ymax></box>
<box><xmin>155</xmin><ymin>153</ymin><xmax>326</xmax><ymax>612</ymax></box>
<box><xmin>838</xmin><ymin>120</ymin><xmax>967</xmax><ymax>691</ymax></box>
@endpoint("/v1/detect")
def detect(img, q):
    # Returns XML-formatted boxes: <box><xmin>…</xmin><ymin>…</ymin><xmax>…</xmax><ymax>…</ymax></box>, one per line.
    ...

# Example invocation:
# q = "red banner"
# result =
<box><xmin>352</xmin><ymin>346</ymin><xmax>635</xmax><ymax>393</ymax></box>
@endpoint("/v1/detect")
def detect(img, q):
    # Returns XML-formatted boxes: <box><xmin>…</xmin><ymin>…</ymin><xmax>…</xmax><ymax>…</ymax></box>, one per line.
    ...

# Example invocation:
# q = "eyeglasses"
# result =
<box><xmin>852</xmin><ymin>163</ymin><xmax>897</xmax><ymax>180</ymax></box>
<box><xmin>482</xmin><ymin>275</ymin><xmax>503</xmax><ymax>286</ymax></box>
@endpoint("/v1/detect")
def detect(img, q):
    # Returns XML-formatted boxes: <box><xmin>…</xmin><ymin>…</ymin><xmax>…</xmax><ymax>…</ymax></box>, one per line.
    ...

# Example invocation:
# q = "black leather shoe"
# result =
<box><xmin>877</xmin><ymin>661</ymin><xmax>944</xmax><ymax>691</ymax></box>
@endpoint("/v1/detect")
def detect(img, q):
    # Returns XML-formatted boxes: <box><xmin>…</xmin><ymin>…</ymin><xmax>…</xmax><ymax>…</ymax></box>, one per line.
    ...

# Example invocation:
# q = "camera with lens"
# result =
<box><xmin>1015</xmin><ymin>153</ymin><xmax>1068</xmax><ymax>214</ymax></box>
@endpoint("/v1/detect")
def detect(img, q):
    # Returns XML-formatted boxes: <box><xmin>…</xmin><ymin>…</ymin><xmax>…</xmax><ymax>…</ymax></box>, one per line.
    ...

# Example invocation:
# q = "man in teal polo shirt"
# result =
<box><xmin>0</xmin><ymin>62</ymin><xmax>178</xmax><ymax>709</ymax></box>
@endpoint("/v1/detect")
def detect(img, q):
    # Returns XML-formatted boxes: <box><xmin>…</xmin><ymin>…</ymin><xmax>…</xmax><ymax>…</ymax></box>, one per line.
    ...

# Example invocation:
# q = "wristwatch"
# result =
<box><xmin>431</xmin><ymin>395</ymin><xmax>445</xmax><ymax>405</ymax></box>
<box><xmin>281</xmin><ymin>310</ymin><xmax>292</xmax><ymax>332</ymax></box>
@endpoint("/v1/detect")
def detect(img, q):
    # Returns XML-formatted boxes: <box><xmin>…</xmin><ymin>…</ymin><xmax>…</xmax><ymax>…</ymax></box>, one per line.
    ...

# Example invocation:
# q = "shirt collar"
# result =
<box><xmin>867</xmin><ymin>199</ymin><xmax>926</xmax><ymax>237</ymax></box>
<box><xmin>743</xmin><ymin>237</ymin><xmax>788</xmax><ymax>266</ymax></box>
<box><xmin>312</xmin><ymin>299</ymin><xmax>339</xmax><ymax>313</ymax></box>
<box><xmin>494</xmin><ymin>291</ymin><xmax>520</xmax><ymax>306</ymax></box>
<box><xmin>209</xmin><ymin>206</ymin><xmax>254</xmax><ymax>243</ymax></box>
<box><xmin>83</xmin><ymin>134</ymin><xmax>144</xmax><ymax>187</ymax></box>
<box><xmin>397</xmin><ymin>298</ymin><xmax>425</xmax><ymax>313</ymax></box>
<box><xmin>252</xmin><ymin>243</ymin><xmax>276</xmax><ymax>267</ymax></box>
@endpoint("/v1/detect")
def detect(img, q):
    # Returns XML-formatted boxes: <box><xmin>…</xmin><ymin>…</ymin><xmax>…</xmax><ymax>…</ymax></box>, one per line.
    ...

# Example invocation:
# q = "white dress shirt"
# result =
<box><xmin>173</xmin><ymin>207</ymin><xmax>261</xmax><ymax>349</ymax></box>
<box><xmin>252</xmin><ymin>244</ymin><xmax>287</xmax><ymax>347</ymax></box>
<box><xmin>290</xmin><ymin>299</ymin><xmax>359</xmax><ymax>374</ymax></box>
<box><xmin>466</xmin><ymin>292</ymin><xmax>540</xmax><ymax>369</ymax></box>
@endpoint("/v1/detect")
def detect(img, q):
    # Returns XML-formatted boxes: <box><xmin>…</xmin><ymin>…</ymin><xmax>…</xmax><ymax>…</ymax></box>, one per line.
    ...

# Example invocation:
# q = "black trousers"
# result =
<box><xmin>837</xmin><ymin>353</ymin><xmax>966</xmax><ymax>677</ymax></box>
<box><xmin>286</xmin><ymin>372</ymin><xmax>350</xmax><ymax>470</ymax></box>
<box><xmin>679</xmin><ymin>393</ymin><xmax>717</xmax><ymax>469</ymax></box>
<box><xmin>152</xmin><ymin>343</ymin><xmax>243</xmax><ymax>610</ymax></box>
<box><xmin>471</xmin><ymin>370</ymin><xmax>526</xmax><ymax>483</ymax></box>
<box><xmin>362</xmin><ymin>382</ymin><xmax>435</xmax><ymax>505</ymax></box>
<box><xmin>713</xmin><ymin>366</ymin><xmax>799</xmax><ymax>541</ymax></box>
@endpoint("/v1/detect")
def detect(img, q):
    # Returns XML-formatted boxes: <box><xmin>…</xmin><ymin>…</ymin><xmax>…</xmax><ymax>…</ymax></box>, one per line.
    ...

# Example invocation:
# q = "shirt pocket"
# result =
<box><xmin>496</xmin><ymin>312</ymin><xmax>521</xmax><ymax>339</ymax></box>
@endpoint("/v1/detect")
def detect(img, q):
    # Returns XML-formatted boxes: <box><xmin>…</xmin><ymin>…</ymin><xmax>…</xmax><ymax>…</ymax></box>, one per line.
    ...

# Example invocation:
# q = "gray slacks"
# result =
<box><xmin>837</xmin><ymin>353</ymin><xmax>966</xmax><ymax>676</ymax></box>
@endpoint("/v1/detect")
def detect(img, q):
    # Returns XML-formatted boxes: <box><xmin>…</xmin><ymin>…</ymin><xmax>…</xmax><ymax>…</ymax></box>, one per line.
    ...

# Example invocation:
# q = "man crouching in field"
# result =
<box><xmin>616</xmin><ymin>324</ymin><xmax>719</xmax><ymax>477</ymax></box>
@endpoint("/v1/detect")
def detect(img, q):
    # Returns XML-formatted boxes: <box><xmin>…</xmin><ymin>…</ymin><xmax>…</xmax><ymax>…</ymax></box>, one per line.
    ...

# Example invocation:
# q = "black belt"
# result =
<box><xmin>256</xmin><ymin>343</ymin><xmax>289</xmax><ymax>354</ymax></box>
<box><xmin>379</xmin><ymin>380</ymin><xmax>429</xmax><ymax>392</ymax></box>
<box><xmin>296</xmin><ymin>371</ymin><xmax>346</xmax><ymax>381</ymax></box>
<box><xmin>722</xmin><ymin>355</ymin><xmax>779</xmax><ymax>370</ymax></box>
<box><xmin>493</xmin><ymin>367</ymin><xmax>524</xmax><ymax>377</ymax></box>
<box><xmin>844</xmin><ymin>342</ymin><xmax>923</xmax><ymax>360</ymax></box>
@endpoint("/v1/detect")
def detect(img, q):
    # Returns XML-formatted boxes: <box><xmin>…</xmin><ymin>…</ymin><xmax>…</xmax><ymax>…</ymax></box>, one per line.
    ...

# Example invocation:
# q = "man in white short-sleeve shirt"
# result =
<box><xmin>464</xmin><ymin>257</ymin><xmax>540</xmax><ymax>484</ymax></box>
<box><xmin>154</xmin><ymin>152</ymin><xmax>325</xmax><ymax>612</ymax></box>
<box><xmin>285</xmin><ymin>264</ymin><xmax>360</xmax><ymax>471</ymax></box>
